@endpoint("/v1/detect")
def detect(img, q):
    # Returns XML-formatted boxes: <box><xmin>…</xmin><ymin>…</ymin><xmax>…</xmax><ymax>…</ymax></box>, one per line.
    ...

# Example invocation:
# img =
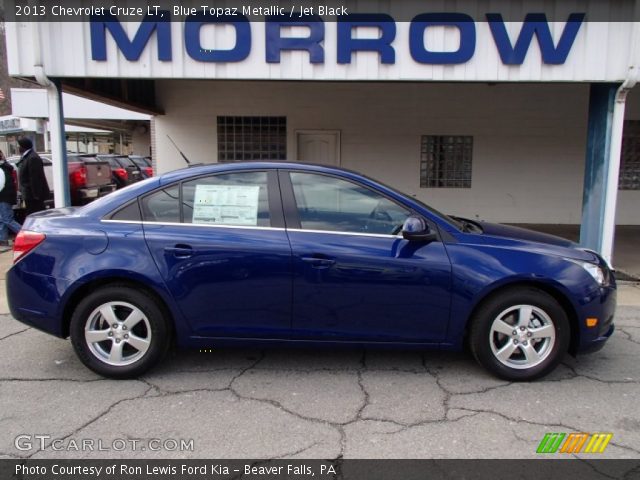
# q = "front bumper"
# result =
<box><xmin>580</xmin><ymin>324</ymin><xmax>615</xmax><ymax>354</ymax></box>
<box><xmin>576</xmin><ymin>284</ymin><xmax>617</xmax><ymax>354</ymax></box>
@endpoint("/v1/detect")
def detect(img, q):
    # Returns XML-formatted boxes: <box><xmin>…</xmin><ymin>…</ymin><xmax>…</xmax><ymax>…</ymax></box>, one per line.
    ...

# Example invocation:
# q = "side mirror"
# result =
<box><xmin>402</xmin><ymin>216</ymin><xmax>438</xmax><ymax>242</ymax></box>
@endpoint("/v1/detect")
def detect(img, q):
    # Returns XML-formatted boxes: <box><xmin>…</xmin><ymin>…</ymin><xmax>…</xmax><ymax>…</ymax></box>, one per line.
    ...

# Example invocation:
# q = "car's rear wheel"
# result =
<box><xmin>469</xmin><ymin>287</ymin><xmax>570</xmax><ymax>381</ymax></box>
<box><xmin>70</xmin><ymin>286</ymin><xmax>170</xmax><ymax>378</ymax></box>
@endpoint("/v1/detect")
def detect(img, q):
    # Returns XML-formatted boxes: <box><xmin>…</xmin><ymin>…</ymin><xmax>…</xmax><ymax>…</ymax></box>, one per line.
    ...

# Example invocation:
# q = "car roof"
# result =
<box><xmin>158</xmin><ymin>161</ymin><xmax>365</xmax><ymax>185</ymax></box>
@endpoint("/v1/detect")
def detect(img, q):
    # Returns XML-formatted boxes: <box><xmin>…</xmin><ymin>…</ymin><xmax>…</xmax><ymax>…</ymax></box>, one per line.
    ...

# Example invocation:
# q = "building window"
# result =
<box><xmin>420</xmin><ymin>135</ymin><xmax>473</xmax><ymax>188</ymax></box>
<box><xmin>620</xmin><ymin>121</ymin><xmax>640</xmax><ymax>190</ymax></box>
<box><xmin>217</xmin><ymin>116</ymin><xmax>286</xmax><ymax>162</ymax></box>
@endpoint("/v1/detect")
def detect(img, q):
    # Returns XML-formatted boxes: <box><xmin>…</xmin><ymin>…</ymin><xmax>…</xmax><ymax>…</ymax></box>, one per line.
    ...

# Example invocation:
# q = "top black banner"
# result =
<box><xmin>2</xmin><ymin>0</ymin><xmax>640</xmax><ymax>22</ymax></box>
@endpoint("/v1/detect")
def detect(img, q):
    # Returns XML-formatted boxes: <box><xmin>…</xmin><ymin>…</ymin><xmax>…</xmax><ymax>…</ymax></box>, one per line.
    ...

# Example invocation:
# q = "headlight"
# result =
<box><xmin>579</xmin><ymin>248</ymin><xmax>613</xmax><ymax>270</ymax></box>
<box><xmin>580</xmin><ymin>262</ymin><xmax>608</xmax><ymax>286</ymax></box>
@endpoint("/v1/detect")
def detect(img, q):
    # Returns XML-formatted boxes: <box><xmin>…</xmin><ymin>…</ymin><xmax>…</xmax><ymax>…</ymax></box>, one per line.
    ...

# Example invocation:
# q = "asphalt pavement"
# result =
<box><xmin>0</xmin><ymin>247</ymin><xmax>639</xmax><ymax>459</ymax></box>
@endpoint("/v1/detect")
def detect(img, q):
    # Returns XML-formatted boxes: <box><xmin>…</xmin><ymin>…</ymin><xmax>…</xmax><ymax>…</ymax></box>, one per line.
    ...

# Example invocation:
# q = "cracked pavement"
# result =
<box><xmin>0</xmin><ymin>303</ymin><xmax>639</xmax><ymax>460</ymax></box>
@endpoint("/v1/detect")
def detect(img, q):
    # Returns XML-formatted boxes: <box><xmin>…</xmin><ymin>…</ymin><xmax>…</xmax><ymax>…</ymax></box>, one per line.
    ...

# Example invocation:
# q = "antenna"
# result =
<box><xmin>167</xmin><ymin>135</ymin><xmax>191</xmax><ymax>165</ymax></box>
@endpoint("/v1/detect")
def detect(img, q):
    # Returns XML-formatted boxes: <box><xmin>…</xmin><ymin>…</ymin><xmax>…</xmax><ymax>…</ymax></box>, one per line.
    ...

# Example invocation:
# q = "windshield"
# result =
<box><xmin>409</xmin><ymin>197</ymin><xmax>464</xmax><ymax>230</ymax></box>
<box><xmin>354</xmin><ymin>172</ymin><xmax>464</xmax><ymax>230</ymax></box>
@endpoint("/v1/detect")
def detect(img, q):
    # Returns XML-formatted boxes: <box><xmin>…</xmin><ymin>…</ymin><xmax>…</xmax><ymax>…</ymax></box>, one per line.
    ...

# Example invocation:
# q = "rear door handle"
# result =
<box><xmin>301</xmin><ymin>256</ymin><xmax>336</xmax><ymax>269</ymax></box>
<box><xmin>164</xmin><ymin>245</ymin><xmax>194</xmax><ymax>258</ymax></box>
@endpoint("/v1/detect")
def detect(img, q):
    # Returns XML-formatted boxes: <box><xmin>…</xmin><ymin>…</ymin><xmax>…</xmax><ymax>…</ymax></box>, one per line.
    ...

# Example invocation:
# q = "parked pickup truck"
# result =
<box><xmin>7</xmin><ymin>153</ymin><xmax>117</xmax><ymax>222</ymax></box>
<box><xmin>66</xmin><ymin>154</ymin><xmax>117</xmax><ymax>205</ymax></box>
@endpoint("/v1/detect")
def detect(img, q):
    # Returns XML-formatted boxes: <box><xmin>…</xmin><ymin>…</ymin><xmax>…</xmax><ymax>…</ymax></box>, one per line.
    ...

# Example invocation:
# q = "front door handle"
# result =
<box><xmin>301</xmin><ymin>256</ymin><xmax>336</xmax><ymax>269</ymax></box>
<box><xmin>164</xmin><ymin>244</ymin><xmax>194</xmax><ymax>258</ymax></box>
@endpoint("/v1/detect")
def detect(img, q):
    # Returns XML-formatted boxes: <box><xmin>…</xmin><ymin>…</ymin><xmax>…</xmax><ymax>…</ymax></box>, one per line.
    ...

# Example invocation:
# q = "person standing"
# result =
<box><xmin>16</xmin><ymin>137</ymin><xmax>50</xmax><ymax>215</ymax></box>
<box><xmin>0</xmin><ymin>150</ymin><xmax>21</xmax><ymax>247</ymax></box>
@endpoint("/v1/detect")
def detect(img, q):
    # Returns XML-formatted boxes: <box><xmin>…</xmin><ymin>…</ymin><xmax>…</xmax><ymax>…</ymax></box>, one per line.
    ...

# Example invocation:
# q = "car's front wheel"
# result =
<box><xmin>70</xmin><ymin>285</ymin><xmax>170</xmax><ymax>378</ymax></box>
<box><xmin>469</xmin><ymin>287</ymin><xmax>570</xmax><ymax>381</ymax></box>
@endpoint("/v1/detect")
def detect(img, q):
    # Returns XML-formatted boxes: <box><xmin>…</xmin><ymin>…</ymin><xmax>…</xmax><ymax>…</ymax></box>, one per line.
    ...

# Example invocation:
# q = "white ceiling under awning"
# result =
<box><xmin>10</xmin><ymin>88</ymin><xmax>152</xmax><ymax>121</ymax></box>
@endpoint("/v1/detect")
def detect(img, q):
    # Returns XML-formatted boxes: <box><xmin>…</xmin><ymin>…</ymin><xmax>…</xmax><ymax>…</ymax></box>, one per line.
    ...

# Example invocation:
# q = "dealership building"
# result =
<box><xmin>4</xmin><ymin>1</ymin><xmax>640</xmax><ymax>264</ymax></box>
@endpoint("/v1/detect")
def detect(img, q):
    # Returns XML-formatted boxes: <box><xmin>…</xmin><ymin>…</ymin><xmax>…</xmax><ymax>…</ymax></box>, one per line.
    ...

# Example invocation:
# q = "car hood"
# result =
<box><xmin>470</xmin><ymin>221</ymin><xmax>599</xmax><ymax>263</ymax></box>
<box><xmin>479</xmin><ymin>222</ymin><xmax>575</xmax><ymax>248</ymax></box>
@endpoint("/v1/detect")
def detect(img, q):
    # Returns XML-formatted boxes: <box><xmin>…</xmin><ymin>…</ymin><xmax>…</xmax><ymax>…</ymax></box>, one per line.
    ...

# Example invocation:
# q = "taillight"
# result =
<box><xmin>69</xmin><ymin>165</ymin><xmax>87</xmax><ymax>188</ymax></box>
<box><xmin>13</xmin><ymin>230</ymin><xmax>46</xmax><ymax>263</ymax></box>
<box><xmin>114</xmin><ymin>168</ymin><xmax>128</xmax><ymax>181</ymax></box>
<box><xmin>11</xmin><ymin>170</ymin><xmax>17</xmax><ymax>189</ymax></box>
<box><xmin>144</xmin><ymin>167</ymin><xmax>153</xmax><ymax>177</ymax></box>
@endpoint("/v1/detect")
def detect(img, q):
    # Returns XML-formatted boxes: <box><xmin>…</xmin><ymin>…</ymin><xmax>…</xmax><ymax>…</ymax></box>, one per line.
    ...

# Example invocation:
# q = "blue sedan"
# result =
<box><xmin>6</xmin><ymin>162</ymin><xmax>616</xmax><ymax>380</ymax></box>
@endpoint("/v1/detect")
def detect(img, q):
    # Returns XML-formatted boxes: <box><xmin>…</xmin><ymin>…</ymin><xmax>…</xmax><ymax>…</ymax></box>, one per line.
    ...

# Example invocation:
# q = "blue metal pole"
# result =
<box><xmin>579</xmin><ymin>83</ymin><xmax>618</xmax><ymax>254</ymax></box>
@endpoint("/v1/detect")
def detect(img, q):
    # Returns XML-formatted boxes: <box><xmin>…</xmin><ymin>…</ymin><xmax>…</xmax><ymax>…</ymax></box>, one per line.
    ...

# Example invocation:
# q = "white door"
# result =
<box><xmin>296</xmin><ymin>131</ymin><xmax>340</xmax><ymax>166</ymax></box>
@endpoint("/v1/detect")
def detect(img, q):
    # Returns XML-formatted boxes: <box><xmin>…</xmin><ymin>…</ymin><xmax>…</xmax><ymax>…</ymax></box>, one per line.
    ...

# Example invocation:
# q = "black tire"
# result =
<box><xmin>469</xmin><ymin>287</ymin><xmax>570</xmax><ymax>381</ymax></box>
<box><xmin>70</xmin><ymin>285</ymin><xmax>170</xmax><ymax>379</ymax></box>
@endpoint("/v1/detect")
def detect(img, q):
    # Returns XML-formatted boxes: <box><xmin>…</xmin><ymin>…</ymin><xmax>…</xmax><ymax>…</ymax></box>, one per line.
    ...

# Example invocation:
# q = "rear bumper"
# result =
<box><xmin>98</xmin><ymin>184</ymin><xmax>117</xmax><ymax>197</ymax></box>
<box><xmin>6</xmin><ymin>266</ymin><xmax>68</xmax><ymax>338</ymax></box>
<box><xmin>78</xmin><ymin>187</ymin><xmax>99</xmax><ymax>199</ymax></box>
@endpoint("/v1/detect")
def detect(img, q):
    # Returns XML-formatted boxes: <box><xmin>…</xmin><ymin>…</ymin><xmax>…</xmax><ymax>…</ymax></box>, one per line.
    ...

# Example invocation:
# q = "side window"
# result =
<box><xmin>290</xmin><ymin>172</ymin><xmax>410</xmax><ymax>235</ymax></box>
<box><xmin>140</xmin><ymin>185</ymin><xmax>180</xmax><ymax>223</ymax></box>
<box><xmin>110</xmin><ymin>201</ymin><xmax>141</xmax><ymax>221</ymax></box>
<box><xmin>182</xmin><ymin>171</ymin><xmax>270</xmax><ymax>227</ymax></box>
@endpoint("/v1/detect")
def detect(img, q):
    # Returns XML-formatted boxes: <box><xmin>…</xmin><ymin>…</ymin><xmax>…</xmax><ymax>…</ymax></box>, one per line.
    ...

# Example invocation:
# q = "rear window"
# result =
<box><xmin>115</xmin><ymin>157</ymin><xmax>136</xmax><ymax>168</ymax></box>
<box><xmin>101</xmin><ymin>158</ymin><xmax>121</xmax><ymax>168</ymax></box>
<box><xmin>131</xmin><ymin>157</ymin><xmax>149</xmax><ymax>168</ymax></box>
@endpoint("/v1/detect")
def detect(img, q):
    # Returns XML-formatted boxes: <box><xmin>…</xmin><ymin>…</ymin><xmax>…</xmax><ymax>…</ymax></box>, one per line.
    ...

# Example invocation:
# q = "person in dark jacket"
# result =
<box><xmin>16</xmin><ymin>138</ymin><xmax>50</xmax><ymax>215</ymax></box>
<box><xmin>0</xmin><ymin>150</ymin><xmax>21</xmax><ymax>247</ymax></box>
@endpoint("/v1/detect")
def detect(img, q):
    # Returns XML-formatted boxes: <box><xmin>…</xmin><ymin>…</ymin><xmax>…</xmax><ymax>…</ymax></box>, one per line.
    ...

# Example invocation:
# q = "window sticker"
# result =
<box><xmin>192</xmin><ymin>184</ymin><xmax>260</xmax><ymax>225</ymax></box>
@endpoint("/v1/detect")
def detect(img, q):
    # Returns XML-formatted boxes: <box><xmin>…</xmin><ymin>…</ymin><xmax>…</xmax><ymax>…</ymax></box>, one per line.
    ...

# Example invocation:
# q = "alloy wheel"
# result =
<box><xmin>84</xmin><ymin>301</ymin><xmax>152</xmax><ymax>366</ymax></box>
<box><xmin>489</xmin><ymin>304</ymin><xmax>556</xmax><ymax>370</ymax></box>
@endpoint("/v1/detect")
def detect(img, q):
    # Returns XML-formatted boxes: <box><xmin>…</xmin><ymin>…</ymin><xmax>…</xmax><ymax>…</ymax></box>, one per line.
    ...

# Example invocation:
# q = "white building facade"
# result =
<box><xmin>4</xmin><ymin>0</ymin><xmax>640</xmax><ymax>262</ymax></box>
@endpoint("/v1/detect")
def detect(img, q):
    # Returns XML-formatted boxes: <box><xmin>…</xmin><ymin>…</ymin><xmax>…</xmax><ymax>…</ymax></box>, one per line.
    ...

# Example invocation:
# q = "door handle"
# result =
<box><xmin>301</xmin><ymin>256</ymin><xmax>336</xmax><ymax>268</ymax></box>
<box><xmin>164</xmin><ymin>245</ymin><xmax>194</xmax><ymax>258</ymax></box>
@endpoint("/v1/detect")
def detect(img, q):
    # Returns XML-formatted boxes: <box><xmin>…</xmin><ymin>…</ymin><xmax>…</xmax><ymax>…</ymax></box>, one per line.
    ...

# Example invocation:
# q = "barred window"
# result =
<box><xmin>620</xmin><ymin>121</ymin><xmax>640</xmax><ymax>190</ymax></box>
<box><xmin>217</xmin><ymin>116</ymin><xmax>286</xmax><ymax>162</ymax></box>
<box><xmin>420</xmin><ymin>135</ymin><xmax>472</xmax><ymax>188</ymax></box>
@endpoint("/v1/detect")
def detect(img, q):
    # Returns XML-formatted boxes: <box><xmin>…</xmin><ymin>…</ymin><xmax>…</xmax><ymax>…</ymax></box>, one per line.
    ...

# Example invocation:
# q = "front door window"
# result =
<box><xmin>290</xmin><ymin>172</ymin><xmax>410</xmax><ymax>235</ymax></box>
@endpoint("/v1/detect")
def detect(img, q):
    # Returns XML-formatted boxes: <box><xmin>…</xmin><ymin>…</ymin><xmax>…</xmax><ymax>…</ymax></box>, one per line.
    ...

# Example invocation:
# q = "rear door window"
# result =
<box><xmin>182</xmin><ymin>171</ymin><xmax>270</xmax><ymax>227</ymax></box>
<box><xmin>139</xmin><ymin>171</ymin><xmax>271</xmax><ymax>227</ymax></box>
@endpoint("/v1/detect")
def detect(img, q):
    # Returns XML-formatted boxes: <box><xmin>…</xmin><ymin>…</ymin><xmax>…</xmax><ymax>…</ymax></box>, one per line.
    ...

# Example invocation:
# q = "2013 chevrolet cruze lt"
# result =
<box><xmin>6</xmin><ymin>162</ymin><xmax>616</xmax><ymax>380</ymax></box>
